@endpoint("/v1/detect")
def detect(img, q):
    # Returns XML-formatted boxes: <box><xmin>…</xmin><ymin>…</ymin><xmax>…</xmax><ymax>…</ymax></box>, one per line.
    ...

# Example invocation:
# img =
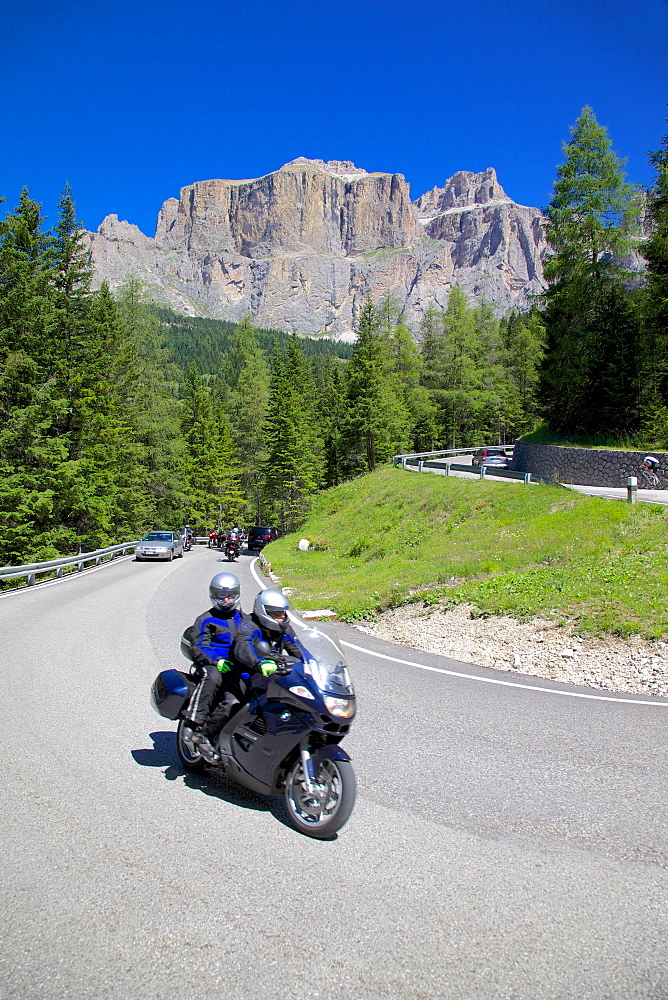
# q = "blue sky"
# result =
<box><xmin>1</xmin><ymin>0</ymin><xmax>666</xmax><ymax>237</ymax></box>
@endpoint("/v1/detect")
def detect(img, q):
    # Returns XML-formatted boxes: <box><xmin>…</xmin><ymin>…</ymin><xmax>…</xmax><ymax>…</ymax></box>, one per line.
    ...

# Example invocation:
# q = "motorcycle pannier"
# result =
<box><xmin>151</xmin><ymin>669</ymin><xmax>194</xmax><ymax>720</ymax></box>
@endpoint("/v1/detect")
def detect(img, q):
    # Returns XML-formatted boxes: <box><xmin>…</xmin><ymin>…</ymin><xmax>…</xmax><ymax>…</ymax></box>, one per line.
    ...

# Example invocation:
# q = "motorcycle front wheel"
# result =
<box><xmin>176</xmin><ymin>719</ymin><xmax>208</xmax><ymax>774</ymax></box>
<box><xmin>284</xmin><ymin>756</ymin><xmax>356</xmax><ymax>839</ymax></box>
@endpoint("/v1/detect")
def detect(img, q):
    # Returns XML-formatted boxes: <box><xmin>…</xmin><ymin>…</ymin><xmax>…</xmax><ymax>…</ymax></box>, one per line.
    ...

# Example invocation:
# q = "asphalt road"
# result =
<box><xmin>409</xmin><ymin>454</ymin><xmax>668</xmax><ymax>505</ymax></box>
<box><xmin>1</xmin><ymin>546</ymin><xmax>667</xmax><ymax>1000</ymax></box>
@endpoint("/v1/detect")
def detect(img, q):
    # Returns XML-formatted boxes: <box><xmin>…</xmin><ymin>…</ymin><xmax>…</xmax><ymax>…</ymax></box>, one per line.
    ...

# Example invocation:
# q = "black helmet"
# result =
<box><xmin>209</xmin><ymin>572</ymin><xmax>241</xmax><ymax>612</ymax></box>
<box><xmin>253</xmin><ymin>589</ymin><xmax>290</xmax><ymax>634</ymax></box>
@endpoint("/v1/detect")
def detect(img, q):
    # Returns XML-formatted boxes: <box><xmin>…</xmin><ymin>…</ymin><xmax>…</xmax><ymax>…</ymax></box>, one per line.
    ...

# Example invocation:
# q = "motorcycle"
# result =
<box><xmin>224</xmin><ymin>535</ymin><xmax>241</xmax><ymax>561</ymax></box>
<box><xmin>183</xmin><ymin>534</ymin><xmax>193</xmax><ymax>552</ymax></box>
<box><xmin>207</xmin><ymin>531</ymin><xmax>218</xmax><ymax>549</ymax></box>
<box><xmin>150</xmin><ymin>629</ymin><xmax>357</xmax><ymax>838</ymax></box>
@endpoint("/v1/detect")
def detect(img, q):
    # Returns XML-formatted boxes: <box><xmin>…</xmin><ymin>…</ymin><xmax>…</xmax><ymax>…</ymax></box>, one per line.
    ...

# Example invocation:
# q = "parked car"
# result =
<box><xmin>471</xmin><ymin>447</ymin><xmax>510</xmax><ymax>469</ymax></box>
<box><xmin>247</xmin><ymin>526</ymin><xmax>278</xmax><ymax>551</ymax></box>
<box><xmin>135</xmin><ymin>531</ymin><xmax>184</xmax><ymax>561</ymax></box>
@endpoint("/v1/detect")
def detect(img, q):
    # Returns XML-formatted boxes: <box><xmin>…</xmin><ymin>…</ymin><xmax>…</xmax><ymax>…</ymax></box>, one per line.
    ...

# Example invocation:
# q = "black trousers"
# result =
<box><xmin>204</xmin><ymin>676</ymin><xmax>249</xmax><ymax>739</ymax></box>
<box><xmin>184</xmin><ymin>664</ymin><xmax>248</xmax><ymax>732</ymax></box>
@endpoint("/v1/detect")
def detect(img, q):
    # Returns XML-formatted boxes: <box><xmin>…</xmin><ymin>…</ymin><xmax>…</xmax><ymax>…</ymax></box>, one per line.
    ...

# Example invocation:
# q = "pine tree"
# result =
<box><xmin>0</xmin><ymin>190</ymin><xmax>70</xmax><ymax>561</ymax></box>
<box><xmin>500</xmin><ymin>310</ymin><xmax>545</xmax><ymax>436</ymax></box>
<box><xmin>541</xmin><ymin>107</ymin><xmax>640</xmax><ymax>435</ymax></box>
<box><xmin>115</xmin><ymin>277</ymin><xmax>186</xmax><ymax>526</ymax></box>
<box><xmin>640</xmin><ymin>123</ymin><xmax>668</xmax><ymax>431</ymax></box>
<box><xmin>222</xmin><ymin>317</ymin><xmax>271</xmax><ymax>523</ymax></box>
<box><xmin>263</xmin><ymin>352</ymin><xmax>321</xmax><ymax>532</ymax></box>
<box><xmin>345</xmin><ymin>297</ymin><xmax>411</xmax><ymax>472</ymax></box>
<box><xmin>312</xmin><ymin>356</ymin><xmax>348</xmax><ymax>487</ymax></box>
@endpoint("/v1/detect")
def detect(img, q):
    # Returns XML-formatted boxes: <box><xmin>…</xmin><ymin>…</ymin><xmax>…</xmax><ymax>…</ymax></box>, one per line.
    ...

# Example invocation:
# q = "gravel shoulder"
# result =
<box><xmin>353</xmin><ymin>602</ymin><xmax>668</xmax><ymax>697</ymax></box>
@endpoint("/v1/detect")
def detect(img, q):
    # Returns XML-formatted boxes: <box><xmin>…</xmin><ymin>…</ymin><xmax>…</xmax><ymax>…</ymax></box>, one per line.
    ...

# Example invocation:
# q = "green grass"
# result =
<box><xmin>520</xmin><ymin>423</ymin><xmax>667</xmax><ymax>452</ymax></box>
<box><xmin>262</xmin><ymin>465</ymin><xmax>668</xmax><ymax>638</ymax></box>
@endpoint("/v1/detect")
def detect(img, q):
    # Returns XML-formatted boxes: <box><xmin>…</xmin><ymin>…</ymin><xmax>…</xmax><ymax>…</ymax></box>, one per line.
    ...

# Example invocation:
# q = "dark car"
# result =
<box><xmin>471</xmin><ymin>447</ymin><xmax>510</xmax><ymax>469</ymax></box>
<box><xmin>247</xmin><ymin>526</ymin><xmax>278</xmax><ymax>551</ymax></box>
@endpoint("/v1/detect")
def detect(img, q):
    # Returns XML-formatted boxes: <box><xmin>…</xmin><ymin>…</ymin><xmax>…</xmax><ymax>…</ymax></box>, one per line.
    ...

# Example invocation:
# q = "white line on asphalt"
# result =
<box><xmin>250</xmin><ymin>556</ymin><xmax>668</xmax><ymax>707</ymax></box>
<box><xmin>340</xmin><ymin>639</ymin><xmax>668</xmax><ymax>706</ymax></box>
<box><xmin>0</xmin><ymin>555</ymin><xmax>136</xmax><ymax>600</ymax></box>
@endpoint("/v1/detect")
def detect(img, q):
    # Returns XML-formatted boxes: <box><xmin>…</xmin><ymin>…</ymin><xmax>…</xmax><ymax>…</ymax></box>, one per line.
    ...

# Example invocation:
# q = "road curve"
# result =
<box><xmin>1</xmin><ymin>546</ymin><xmax>667</xmax><ymax>1000</ymax></box>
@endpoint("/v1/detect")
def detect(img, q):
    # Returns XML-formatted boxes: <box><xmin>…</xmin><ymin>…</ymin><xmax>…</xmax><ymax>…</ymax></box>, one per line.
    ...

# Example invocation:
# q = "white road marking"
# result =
<box><xmin>341</xmin><ymin>639</ymin><xmax>668</xmax><ymax>706</ymax></box>
<box><xmin>250</xmin><ymin>556</ymin><xmax>668</xmax><ymax>706</ymax></box>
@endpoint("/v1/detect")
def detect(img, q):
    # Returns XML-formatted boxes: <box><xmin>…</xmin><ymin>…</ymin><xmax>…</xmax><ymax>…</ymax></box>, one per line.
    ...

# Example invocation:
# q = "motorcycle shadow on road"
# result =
<box><xmin>131</xmin><ymin>730</ymin><xmax>294</xmax><ymax>831</ymax></box>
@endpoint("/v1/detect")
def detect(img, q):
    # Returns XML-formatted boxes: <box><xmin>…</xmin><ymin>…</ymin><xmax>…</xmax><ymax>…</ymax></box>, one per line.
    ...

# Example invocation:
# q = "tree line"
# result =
<box><xmin>540</xmin><ymin>106</ymin><xmax>668</xmax><ymax>441</ymax></box>
<box><xmin>0</xmin><ymin>174</ymin><xmax>545</xmax><ymax>562</ymax></box>
<box><xmin>1</xmin><ymin>105</ymin><xmax>666</xmax><ymax>562</ymax></box>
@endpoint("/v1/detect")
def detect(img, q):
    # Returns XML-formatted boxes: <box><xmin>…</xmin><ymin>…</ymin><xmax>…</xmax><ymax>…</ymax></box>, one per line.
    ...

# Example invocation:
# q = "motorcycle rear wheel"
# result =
<box><xmin>284</xmin><ymin>757</ymin><xmax>356</xmax><ymax>839</ymax></box>
<box><xmin>176</xmin><ymin>719</ymin><xmax>208</xmax><ymax>774</ymax></box>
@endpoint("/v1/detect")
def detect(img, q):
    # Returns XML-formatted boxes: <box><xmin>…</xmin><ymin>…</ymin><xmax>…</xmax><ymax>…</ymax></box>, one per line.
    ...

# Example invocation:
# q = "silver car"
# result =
<box><xmin>135</xmin><ymin>531</ymin><xmax>184</xmax><ymax>562</ymax></box>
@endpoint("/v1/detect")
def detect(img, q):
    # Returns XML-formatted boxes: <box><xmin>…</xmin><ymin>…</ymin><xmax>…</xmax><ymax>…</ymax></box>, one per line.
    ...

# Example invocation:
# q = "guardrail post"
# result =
<box><xmin>627</xmin><ymin>476</ymin><xmax>638</xmax><ymax>504</ymax></box>
<box><xmin>418</xmin><ymin>460</ymin><xmax>423</xmax><ymax>472</ymax></box>
<box><xmin>56</xmin><ymin>567</ymin><xmax>63</xmax><ymax>578</ymax></box>
<box><xmin>95</xmin><ymin>556</ymin><xmax>101</xmax><ymax>566</ymax></box>
<box><xmin>78</xmin><ymin>561</ymin><xmax>84</xmax><ymax>572</ymax></box>
<box><xmin>401</xmin><ymin>457</ymin><xmax>406</xmax><ymax>469</ymax></box>
<box><xmin>524</xmin><ymin>473</ymin><xmax>531</xmax><ymax>484</ymax></box>
<box><xmin>27</xmin><ymin>573</ymin><xmax>35</xmax><ymax>586</ymax></box>
<box><xmin>479</xmin><ymin>465</ymin><xmax>486</xmax><ymax>479</ymax></box>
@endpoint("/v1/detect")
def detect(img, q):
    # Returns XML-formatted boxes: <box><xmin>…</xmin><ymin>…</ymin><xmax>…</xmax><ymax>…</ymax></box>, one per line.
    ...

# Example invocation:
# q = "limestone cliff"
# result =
<box><xmin>86</xmin><ymin>158</ymin><xmax>549</xmax><ymax>337</ymax></box>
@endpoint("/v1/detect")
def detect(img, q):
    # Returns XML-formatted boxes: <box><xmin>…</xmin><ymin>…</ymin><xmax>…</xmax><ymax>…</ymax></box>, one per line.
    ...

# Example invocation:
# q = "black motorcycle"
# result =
<box><xmin>150</xmin><ymin>629</ymin><xmax>357</xmax><ymax>838</ymax></box>
<box><xmin>224</xmin><ymin>535</ymin><xmax>241</xmax><ymax>561</ymax></box>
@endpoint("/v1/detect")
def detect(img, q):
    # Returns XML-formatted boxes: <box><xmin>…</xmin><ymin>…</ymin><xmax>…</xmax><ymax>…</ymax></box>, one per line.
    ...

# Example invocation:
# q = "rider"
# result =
<box><xmin>201</xmin><ymin>589</ymin><xmax>304</xmax><ymax>745</ymax></box>
<box><xmin>226</xmin><ymin>523</ymin><xmax>242</xmax><ymax>555</ymax></box>
<box><xmin>251</xmin><ymin>589</ymin><xmax>303</xmax><ymax>662</ymax></box>
<box><xmin>182</xmin><ymin>575</ymin><xmax>286</xmax><ymax>760</ymax></box>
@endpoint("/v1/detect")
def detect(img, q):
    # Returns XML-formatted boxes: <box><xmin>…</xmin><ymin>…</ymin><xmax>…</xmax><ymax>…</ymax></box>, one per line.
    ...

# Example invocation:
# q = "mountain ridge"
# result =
<box><xmin>86</xmin><ymin>158</ymin><xmax>549</xmax><ymax>337</ymax></box>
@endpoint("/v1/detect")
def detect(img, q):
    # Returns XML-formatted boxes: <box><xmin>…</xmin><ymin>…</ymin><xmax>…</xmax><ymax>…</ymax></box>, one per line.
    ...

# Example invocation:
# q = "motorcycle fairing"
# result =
<box><xmin>312</xmin><ymin>745</ymin><xmax>351</xmax><ymax>765</ymax></box>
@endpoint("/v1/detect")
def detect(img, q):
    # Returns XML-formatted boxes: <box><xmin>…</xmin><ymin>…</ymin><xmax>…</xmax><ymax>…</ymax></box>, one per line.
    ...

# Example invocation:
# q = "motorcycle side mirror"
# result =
<box><xmin>255</xmin><ymin>639</ymin><xmax>272</xmax><ymax>657</ymax></box>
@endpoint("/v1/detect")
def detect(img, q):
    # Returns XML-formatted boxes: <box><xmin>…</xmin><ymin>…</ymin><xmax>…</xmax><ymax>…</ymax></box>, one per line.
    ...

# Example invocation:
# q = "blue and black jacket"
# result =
<box><xmin>191</xmin><ymin>607</ymin><xmax>262</xmax><ymax>674</ymax></box>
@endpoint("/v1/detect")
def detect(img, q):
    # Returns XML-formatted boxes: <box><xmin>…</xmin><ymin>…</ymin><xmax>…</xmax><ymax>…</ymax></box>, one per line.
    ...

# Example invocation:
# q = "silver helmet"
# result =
<box><xmin>253</xmin><ymin>588</ymin><xmax>290</xmax><ymax>634</ymax></box>
<box><xmin>209</xmin><ymin>572</ymin><xmax>241</xmax><ymax>612</ymax></box>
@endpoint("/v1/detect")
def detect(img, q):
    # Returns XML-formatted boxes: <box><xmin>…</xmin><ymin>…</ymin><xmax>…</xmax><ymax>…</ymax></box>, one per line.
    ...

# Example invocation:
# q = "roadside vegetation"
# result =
<box><xmin>263</xmin><ymin>465</ymin><xmax>668</xmax><ymax>639</ymax></box>
<box><xmin>1</xmin><ymin>107</ymin><xmax>666</xmax><ymax>569</ymax></box>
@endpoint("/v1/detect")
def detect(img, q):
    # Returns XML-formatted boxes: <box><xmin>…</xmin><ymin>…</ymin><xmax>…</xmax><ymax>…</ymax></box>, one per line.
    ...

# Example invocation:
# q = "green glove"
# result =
<box><xmin>259</xmin><ymin>659</ymin><xmax>278</xmax><ymax>677</ymax></box>
<box><xmin>216</xmin><ymin>658</ymin><xmax>233</xmax><ymax>673</ymax></box>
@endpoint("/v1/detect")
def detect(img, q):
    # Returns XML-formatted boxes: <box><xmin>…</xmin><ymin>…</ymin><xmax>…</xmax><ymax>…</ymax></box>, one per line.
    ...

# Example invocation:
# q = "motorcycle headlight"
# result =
<box><xmin>323</xmin><ymin>695</ymin><xmax>356</xmax><ymax>719</ymax></box>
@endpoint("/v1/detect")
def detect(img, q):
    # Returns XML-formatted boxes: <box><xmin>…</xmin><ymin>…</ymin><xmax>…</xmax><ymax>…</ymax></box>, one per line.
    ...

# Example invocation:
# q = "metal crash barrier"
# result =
<box><xmin>0</xmin><ymin>541</ymin><xmax>140</xmax><ymax>589</ymax></box>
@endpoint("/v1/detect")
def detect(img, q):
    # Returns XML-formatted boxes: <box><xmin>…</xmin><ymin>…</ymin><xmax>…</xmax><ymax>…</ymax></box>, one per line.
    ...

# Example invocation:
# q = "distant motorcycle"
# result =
<box><xmin>151</xmin><ymin>630</ymin><xmax>357</xmax><ymax>838</ymax></box>
<box><xmin>183</xmin><ymin>535</ymin><xmax>193</xmax><ymax>552</ymax></box>
<box><xmin>224</xmin><ymin>534</ymin><xmax>241</xmax><ymax>561</ymax></box>
<box><xmin>207</xmin><ymin>531</ymin><xmax>219</xmax><ymax>549</ymax></box>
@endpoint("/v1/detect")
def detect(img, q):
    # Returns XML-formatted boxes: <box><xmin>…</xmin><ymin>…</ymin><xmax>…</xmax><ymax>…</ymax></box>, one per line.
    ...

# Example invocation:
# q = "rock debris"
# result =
<box><xmin>354</xmin><ymin>603</ymin><xmax>668</xmax><ymax>698</ymax></box>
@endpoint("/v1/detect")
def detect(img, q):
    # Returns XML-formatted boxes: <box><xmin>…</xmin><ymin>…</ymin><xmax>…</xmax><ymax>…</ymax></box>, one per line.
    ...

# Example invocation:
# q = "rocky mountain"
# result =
<box><xmin>86</xmin><ymin>158</ymin><xmax>549</xmax><ymax>338</ymax></box>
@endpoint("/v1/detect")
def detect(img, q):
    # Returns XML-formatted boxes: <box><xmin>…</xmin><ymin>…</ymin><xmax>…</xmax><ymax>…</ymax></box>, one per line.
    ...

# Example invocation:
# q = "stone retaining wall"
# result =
<box><xmin>510</xmin><ymin>440</ymin><xmax>668</xmax><ymax>489</ymax></box>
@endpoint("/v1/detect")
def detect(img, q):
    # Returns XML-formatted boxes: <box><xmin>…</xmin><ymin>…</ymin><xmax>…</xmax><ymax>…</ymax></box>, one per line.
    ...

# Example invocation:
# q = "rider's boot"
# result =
<box><xmin>182</xmin><ymin>725</ymin><xmax>220</xmax><ymax>762</ymax></box>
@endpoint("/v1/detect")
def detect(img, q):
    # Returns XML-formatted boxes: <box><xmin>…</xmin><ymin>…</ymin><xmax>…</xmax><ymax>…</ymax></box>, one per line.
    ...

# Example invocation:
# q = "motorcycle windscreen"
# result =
<box><xmin>296</xmin><ymin>629</ymin><xmax>354</xmax><ymax>697</ymax></box>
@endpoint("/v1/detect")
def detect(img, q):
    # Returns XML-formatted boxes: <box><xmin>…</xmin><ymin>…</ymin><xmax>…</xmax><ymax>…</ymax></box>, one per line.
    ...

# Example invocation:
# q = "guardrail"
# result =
<box><xmin>393</xmin><ymin>446</ymin><xmax>512</xmax><ymax>464</ymax></box>
<box><xmin>0</xmin><ymin>541</ymin><xmax>140</xmax><ymax>588</ymax></box>
<box><xmin>396</xmin><ymin>453</ymin><xmax>532</xmax><ymax>484</ymax></box>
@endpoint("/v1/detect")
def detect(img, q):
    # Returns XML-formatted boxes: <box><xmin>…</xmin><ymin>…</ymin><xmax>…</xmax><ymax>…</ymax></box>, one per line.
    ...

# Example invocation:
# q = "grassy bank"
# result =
<box><xmin>263</xmin><ymin>465</ymin><xmax>668</xmax><ymax>639</ymax></box>
<box><xmin>520</xmin><ymin>423</ymin><xmax>667</xmax><ymax>452</ymax></box>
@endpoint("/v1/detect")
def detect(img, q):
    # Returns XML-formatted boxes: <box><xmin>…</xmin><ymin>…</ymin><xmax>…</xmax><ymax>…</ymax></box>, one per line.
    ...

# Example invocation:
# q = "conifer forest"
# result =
<box><xmin>1</xmin><ymin>108</ymin><xmax>666</xmax><ymax>565</ymax></box>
